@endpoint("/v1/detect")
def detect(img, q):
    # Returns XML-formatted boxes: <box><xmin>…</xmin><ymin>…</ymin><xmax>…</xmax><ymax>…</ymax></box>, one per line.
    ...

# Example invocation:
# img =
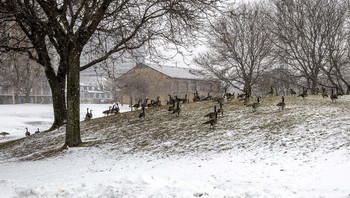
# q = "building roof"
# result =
<box><xmin>137</xmin><ymin>63</ymin><xmax>214</xmax><ymax>81</ymax></box>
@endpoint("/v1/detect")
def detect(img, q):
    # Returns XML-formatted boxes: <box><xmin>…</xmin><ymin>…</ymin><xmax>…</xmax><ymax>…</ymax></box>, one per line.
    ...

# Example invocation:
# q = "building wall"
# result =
<box><xmin>0</xmin><ymin>83</ymin><xmax>112</xmax><ymax>104</ymax></box>
<box><xmin>0</xmin><ymin>80</ymin><xmax>52</xmax><ymax>104</ymax></box>
<box><xmin>80</xmin><ymin>84</ymin><xmax>113</xmax><ymax>104</ymax></box>
<box><xmin>117</xmin><ymin>66</ymin><xmax>223</xmax><ymax>106</ymax></box>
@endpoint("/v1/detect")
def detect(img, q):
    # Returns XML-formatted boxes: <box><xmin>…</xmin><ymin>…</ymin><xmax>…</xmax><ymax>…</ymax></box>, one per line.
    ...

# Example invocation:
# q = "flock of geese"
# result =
<box><xmin>120</xmin><ymin>87</ymin><xmax>344</xmax><ymax>129</ymax></box>
<box><xmin>0</xmin><ymin>87</ymin><xmax>345</xmax><ymax>139</ymax></box>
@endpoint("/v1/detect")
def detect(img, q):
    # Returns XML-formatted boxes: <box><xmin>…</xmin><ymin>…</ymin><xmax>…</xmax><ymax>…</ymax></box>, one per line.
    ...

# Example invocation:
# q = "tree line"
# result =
<box><xmin>196</xmin><ymin>0</ymin><xmax>350</xmax><ymax>96</ymax></box>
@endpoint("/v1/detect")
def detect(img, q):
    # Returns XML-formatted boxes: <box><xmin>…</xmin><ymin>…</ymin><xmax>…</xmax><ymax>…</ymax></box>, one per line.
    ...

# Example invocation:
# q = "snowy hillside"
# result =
<box><xmin>0</xmin><ymin>95</ymin><xmax>349</xmax><ymax>197</ymax></box>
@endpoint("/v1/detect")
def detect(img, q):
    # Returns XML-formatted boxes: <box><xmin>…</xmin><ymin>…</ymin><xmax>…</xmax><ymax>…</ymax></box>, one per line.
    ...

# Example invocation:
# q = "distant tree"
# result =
<box><xmin>321</xmin><ymin>1</ymin><xmax>350</xmax><ymax>94</ymax></box>
<box><xmin>0</xmin><ymin>0</ymin><xmax>221</xmax><ymax>147</ymax></box>
<box><xmin>195</xmin><ymin>3</ymin><xmax>274</xmax><ymax>95</ymax></box>
<box><xmin>0</xmin><ymin>52</ymin><xmax>42</xmax><ymax>103</ymax></box>
<box><xmin>269</xmin><ymin>0</ymin><xmax>348</xmax><ymax>94</ymax></box>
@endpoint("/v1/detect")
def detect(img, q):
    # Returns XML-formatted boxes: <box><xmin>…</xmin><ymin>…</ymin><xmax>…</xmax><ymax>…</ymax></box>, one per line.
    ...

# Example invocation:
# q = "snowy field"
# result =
<box><xmin>0</xmin><ymin>96</ymin><xmax>350</xmax><ymax>198</ymax></box>
<box><xmin>0</xmin><ymin>103</ymin><xmax>131</xmax><ymax>142</ymax></box>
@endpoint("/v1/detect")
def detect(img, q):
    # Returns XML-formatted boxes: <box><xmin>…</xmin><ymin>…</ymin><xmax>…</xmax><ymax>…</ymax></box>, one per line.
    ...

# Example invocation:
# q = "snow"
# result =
<box><xmin>0</xmin><ymin>96</ymin><xmax>350</xmax><ymax>197</ymax></box>
<box><xmin>0</xmin><ymin>103</ymin><xmax>131</xmax><ymax>142</ymax></box>
<box><xmin>139</xmin><ymin>63</ymin><xmax>209</xmax><ymax>80</ymax></box>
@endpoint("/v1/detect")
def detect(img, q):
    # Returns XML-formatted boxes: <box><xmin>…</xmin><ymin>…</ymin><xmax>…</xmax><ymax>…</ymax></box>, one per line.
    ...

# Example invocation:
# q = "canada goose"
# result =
<box><xmin>184</xmin><ymin>94</ymin><xmax>189</xmax><ymax>103</ymax></box>
<box><xmin>276</xmin><ymin>96</ymin><xmax>286</xmax><ymax>111</ymax></box>
<box><xmin>217</xmin><ymin>103</ymin><xmax>224</xmax><ymax>116</ymax></box>
<box><xmin>203</xmin><ymin>93</ymin><xmax>213</xmax><ymax>100</ymax></box>
<box><xmin>35</xmin><ymin>128</ymin><xmax>40</xmax><ymax>134</ymax></box>
<box><xmin>168</xmin><ymin>101</ymin><xmax>176</xmax><ymax>112</ymax></box>
<box><xmin>111</xmin><ymin>104</ymin><xmax>120</xmax><ymax>114</ymax></box>
<box><xmin>25</xmin><ymin>127</ymin><xmax>31</xmax><ymax>137</ymax></box>
<box><xmin>85</xmin><ymin>108</ymin><xmax>93</xmax><ymax>120</ymax></box>
<box><xmin>290</xmin><ymin>89</ymin><xmax>296</xmax><ymax>96</ymax></box>
<box><xmin>147</xmin><ymin>96</ymin><xmax>161</xmax><ymax>107</ymax></box>
<box><xmin>103</xmin><ymin>106</ymin><xmax>112</xmax><ymax>116</ymax></box>
<box><xmin>225</xmin><ymin>92</ymin><xmax>234</xmax><ymax>101</ymax></box>
<box><xmin>141</xmin><ymin>98</ymin><xmax>149</xmax><ymax>108</ymax></box>
<box><xmin>297</xmin><ymin>90</ymin><xmax>308</xmax><ymax>100</ymax></box>
<box><xmin>0</xmin><ymin>132</ymin><xmax>9</xmax><ymax>138</ymax></box>
<box><xmin>330</xmin><ymin>89</ymin><xmax>338</xmax><ymax>102</ymax></box>
<box><xmin>176</xmin><ymin>94</ymin><xmax>188</xmax><ymax>103</ymax></box>
<box><xmin>154</xmin><ymin>96</ymin><xmax>161</xmax><ymax>106</ymax></box>
<box><xmin>173</xmin><ymin>101</ymin><xmax>181</xmax><ymax>116</ymax></box>
<box><xmin>139</xmin><ymin>106</ymin><xmax>145</xmax><ymax>119</ymax></box>
<box><xmin>239</xmin><ymin>96</ymin><xmax>250</xmax><ymax>106</ymax></box>
<box><xmin>246</xmin><ymin>97</ymin><xmax>261</xmax><ymax>112</ymax></box>
<box><xmin>237</xmin><ymin>93</ymin><xmax>245</xmax><ymax>99</ymax></box>
<box><xmin>267</xmin><ymin>86</ymin><xmax>274</xmax><ymax>96</ymax></box>
<box><xmin>133</xmin><ymin>100</ymin><xmax>142</xmax><ymax>110</ymax></box>
<box><xmin>214</xmin><ymin>97</ymin><xmax>224</xmax><ymax>104</ymax></box>
<box><xmin>204</xmin><ymin>106</ymin><xmax>217</xmax><ymax>119</ymax></box>
<box><xmin>193</xmin><ymin>91</ymin><xmax>200</xmax><ymax>102</ymax></box>
<box><xmin>147</xmin><ymin>99</ymin><xmax>155</xmax><ymax>108</ymax></box>
<box><xmin>167</xmin><ymin>94</ymin><xmax>176</xmax><ymax>105</ymax></box>
<box><xmin>203</xmin><ymin>112</ymin><xmax>218</xmax><ymax>129</ymax></box>
<box><xmin>336</xmin><ymin>87</ymin><xmax>343</xmax><ymax>98</ymax></box>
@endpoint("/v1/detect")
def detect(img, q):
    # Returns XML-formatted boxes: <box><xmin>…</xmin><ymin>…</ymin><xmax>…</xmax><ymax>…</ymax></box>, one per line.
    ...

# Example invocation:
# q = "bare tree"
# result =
<box><xmin>0</xmin><ymin>52</ymin><xmax>42</xmax><ymax>103</ymax></box>
<box><xmin>0</xmin><ymin>0</ymin><xmax>220</xmax><ymax>147</ymax></box>
<box><xmin>269</xmin><ymin>0</ymin><xmax>348</xmax><ymax>94</ymax></box>
<box><xmin>320</xmin><ymin>1</ymin><xmax>350</xmax><ymax>94</ymax></box>
<box><xmin>195</xmin><ymin>3</ymin><xmax>274</xmax><ymax>95</ymax></box>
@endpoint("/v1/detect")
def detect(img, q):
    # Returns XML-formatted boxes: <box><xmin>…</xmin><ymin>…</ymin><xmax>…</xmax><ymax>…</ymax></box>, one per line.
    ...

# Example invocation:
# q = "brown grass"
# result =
<box><xmin>1</xmin><ymin>95</ymin><xmax>349</xmax><ymax>161</ymax></box>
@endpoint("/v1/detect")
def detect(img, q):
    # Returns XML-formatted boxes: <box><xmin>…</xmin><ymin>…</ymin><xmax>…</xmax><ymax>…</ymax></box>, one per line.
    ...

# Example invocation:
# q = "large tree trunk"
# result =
<box><xmin>45</xmin><ymin>66</ymin><xmax>67</xmax><ymax>130</ymax></box>
<box><xmin>65</xmin><ymin>54</ymin><xmax>82</xmax><ymax>147</ymax></box>
<box><xmin>50</xmin><ymin>84</ymin><xmax>67</xmax><ymax>130</ymax></box>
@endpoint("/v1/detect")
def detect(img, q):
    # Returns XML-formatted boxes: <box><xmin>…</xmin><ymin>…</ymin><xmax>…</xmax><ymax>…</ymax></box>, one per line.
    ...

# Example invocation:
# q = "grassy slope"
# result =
<box><xmin>0</xmin><ymin>95</ymin><xmax>349</xmax><ymax>162</ymax></box>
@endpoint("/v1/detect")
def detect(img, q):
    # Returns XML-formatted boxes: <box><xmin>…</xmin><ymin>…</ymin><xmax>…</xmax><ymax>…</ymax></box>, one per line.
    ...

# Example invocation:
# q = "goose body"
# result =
<box><xmin>217</xmin><ymin>103</ymin><xmax>224</xmax><ymax>116</ymax></box>
<box><xmin>0</xmin><ymin>132</ymin><xmax>10</xmax><ymax>138</ymax></box>
<box><xmin>267</xmin><ymin>87</ymin><xmax>274</xmax><ymax>96</ymax></box>
<box><xmin>85</xmin><ymin>108</ymin><xmax>93</xmax><ymax>120</ymax></box>
<box><xmin>204</xmin><ymin>106</ymin><xmax>217</xmax><ymax>119</ymax></box>
<box><xmin>276</xmin><ymin>96</ymin><xmax>286</xmax><ymax>111</ymax></box>
<box><xmin>103</xmin><ymin>106</ymin><xmax>112</xmax><ymax>116</ymax></box>
<box><xmin>112</xmin><ymin>104</ymin><xmax>120</xmax><ymax>114</ymax></box>
<box><xmin>203</xmin><ymin>112</ymin><xmax>218</xmax><ymax>129</ymax></box>
<box><xmin>173</xmin><ymin>101</ymin><xmax>181</xmax><ymax>116</ymax></box>
<box><xmin>330</xmin><ymin>89</ymin><xmax>338</xmax><ymax>102</ymax></box>
<box><xmin>139</xmin><ymin>107</ymin><xmax>145</xmax><ymax>119</ymax></box>
<box><xmin>290</xmin><ymin>89</ymin><xmax>296</xmax><ymax>96</ymax></box>
<box><xmin>297</xmin><ymin>90</ymin><xmax>308</xmax><ymax>100</ymax></box>
<box><xmin>25</xmin><ymin>127</ymin><xmax>31</xmax><ymax>137</ymax></box>
<box><xmin>247</xmin><ymin>97</ymin><xmax>261</xmax><ymax>112</ymax></box>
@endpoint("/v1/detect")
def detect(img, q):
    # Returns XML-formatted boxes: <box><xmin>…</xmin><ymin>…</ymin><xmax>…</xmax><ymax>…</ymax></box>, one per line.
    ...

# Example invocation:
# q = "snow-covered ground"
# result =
<box><xmin>0</xmin><ymin>96</ymin><xmax>350</xmax><ymax>197</ymax></box>
<box><xmin>0</xmin><ymin>103</ymin><xmax>131</xmax><ymax>142</ymax></box>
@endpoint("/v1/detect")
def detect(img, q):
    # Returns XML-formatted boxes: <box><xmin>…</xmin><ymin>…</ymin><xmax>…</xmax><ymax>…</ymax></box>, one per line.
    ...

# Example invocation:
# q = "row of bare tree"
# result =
<box><xmin>196</xmin><ymin>0</ymin><xmax>350</xmax><ymax>96</ymax></box>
